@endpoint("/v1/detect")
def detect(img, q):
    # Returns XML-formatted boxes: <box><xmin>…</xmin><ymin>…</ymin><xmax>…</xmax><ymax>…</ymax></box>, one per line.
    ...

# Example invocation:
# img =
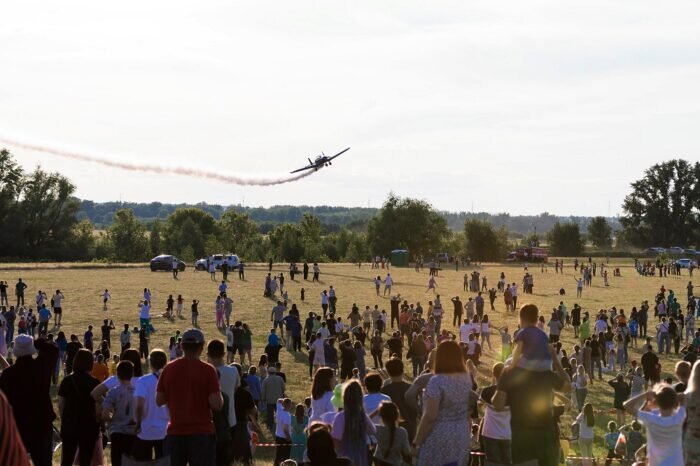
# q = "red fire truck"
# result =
<box><xmin>506</xmin><ymin>247</ymin><xmax>548</xmax><ymax>262</ymax></box>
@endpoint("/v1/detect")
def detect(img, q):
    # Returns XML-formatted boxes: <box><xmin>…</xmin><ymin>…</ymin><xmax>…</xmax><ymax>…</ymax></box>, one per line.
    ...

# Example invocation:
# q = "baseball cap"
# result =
<box><xmin>182</xmin><ymin>328</ymin><xmax>204</xmax><ymax>344</ymax></box>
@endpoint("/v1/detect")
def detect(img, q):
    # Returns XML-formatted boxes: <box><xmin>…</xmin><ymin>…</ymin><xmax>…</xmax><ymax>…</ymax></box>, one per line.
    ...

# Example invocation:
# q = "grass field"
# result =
<box><xmin>0</xmin><ymin>259</ymin><xmax>689</xmax><ymax>464</ymax></box>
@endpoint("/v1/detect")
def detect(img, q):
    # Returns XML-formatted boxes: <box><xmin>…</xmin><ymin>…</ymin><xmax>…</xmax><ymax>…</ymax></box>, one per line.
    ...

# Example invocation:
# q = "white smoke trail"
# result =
<box><xmin>0</xmin><ymin>136</ymin><xmax>315</xmax><ymax>186</ymax></box>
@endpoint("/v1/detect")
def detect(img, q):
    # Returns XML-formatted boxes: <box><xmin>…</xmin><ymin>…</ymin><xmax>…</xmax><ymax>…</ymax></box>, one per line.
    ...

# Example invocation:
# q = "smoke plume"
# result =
<box><xmin>0</xmin><ymin>136</ymin><xmax>315</xmax><ymax>186</ymax></box>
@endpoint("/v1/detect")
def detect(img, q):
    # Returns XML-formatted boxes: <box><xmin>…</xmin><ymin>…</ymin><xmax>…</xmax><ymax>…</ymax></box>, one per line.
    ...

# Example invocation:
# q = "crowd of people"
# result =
<box><xmin>1</xmin><ymin>260</ymin><xmax>700</xmax><ymax>466</ymax></box>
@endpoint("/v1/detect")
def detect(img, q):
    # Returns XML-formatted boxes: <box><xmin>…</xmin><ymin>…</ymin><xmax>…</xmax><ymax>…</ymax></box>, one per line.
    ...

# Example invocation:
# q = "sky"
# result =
<box><xmin>1</xmin><ymin>1</ymin><xmax>699</xmax><ymax>216</ymax></box>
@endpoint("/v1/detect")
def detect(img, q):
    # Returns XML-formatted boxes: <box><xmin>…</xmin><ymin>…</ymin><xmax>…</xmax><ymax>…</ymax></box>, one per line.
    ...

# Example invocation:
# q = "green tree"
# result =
<box><xmin>218</xmin><ymin>209</ymin><xmax>261</xmax><ymax>259</ymax></box>
<box><xmin>269</xmin><ymin>223</ymin><xmax>304</xmax><ymax>262</ymax></box>
<box><xmin>300</xmin><ymin>213</ymin><xmax>323</xmax><ymax>261</ymax></box>
<box><xmin>163</xmin><ymin>208</ymin><xmax>216</xmax><ymax>257</ymax></box>
<box><xmin>463</xmin><ymin>220</ymin><xmax>509</xmax><ymax>261</ymax></box>
<box><xmin>106</xmin><ymin>209</ymin><xmax>149</xmax><ymax>261</ymax></box>
<box><xmin>18</xmin><ymin>167</ymin><xmax>81</xmax><ymax>257</ymax></box>
<box><xmin>149</xmin><ymin>219</ymin><xmax>163</xmax><ymax>256</ymax></box>
<box><xmin>548</xmin><ymin>222</ymin><xmax>584</xmax><ymax>256</ymax></box>
<box><xmin>67</xmin><ymin>220</ymin><xmax>97</xmax><ymax>261</ymax></box>
<box><xmin>367</xmin><ymin>194</ymin><xmax>449</xmax><ymax>257</ymax></box>
<box><xmin>0</xmin><ymin>149</ymin><xmax>24</xmax><ymax>257</ymax></box>
<box><xmin>587</xmin><ymin>216</ymin><xmax>613</xmax><ymax>248</ymax></box>
<box><xmin>621</xmin><ymin>159</ymin><xmax>700</xmax><ymax>247</ymax></box>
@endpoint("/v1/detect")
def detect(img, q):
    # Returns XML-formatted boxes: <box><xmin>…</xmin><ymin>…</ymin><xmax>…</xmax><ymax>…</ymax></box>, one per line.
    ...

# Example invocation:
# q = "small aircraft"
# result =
<box><xmin>290</xmin><ymin>147</ymin><xmax>351</xmax><ymax>173</ymax></box>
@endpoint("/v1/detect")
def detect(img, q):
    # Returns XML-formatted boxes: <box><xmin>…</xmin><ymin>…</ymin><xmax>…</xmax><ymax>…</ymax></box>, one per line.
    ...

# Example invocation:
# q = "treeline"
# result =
<box><xmin>77</xmin><ymin>200</ymin><xmax>621</xmax><ymax>235</ymax></box>
<box><xmin>1</xmin><ymin>147</ymin><xmax>689</xmax><ymax>262</ymax></box>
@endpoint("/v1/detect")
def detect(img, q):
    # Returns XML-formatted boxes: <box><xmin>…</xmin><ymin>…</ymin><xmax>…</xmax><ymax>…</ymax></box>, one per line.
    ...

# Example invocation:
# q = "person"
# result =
<box><xmin>511</xmin><ymin>303</ymin><xmax>551</xmax><ymax>371</ymax></box>
<box><xmin>133</xmin><ymin>349</ymin><xmax>169</xmax><ymax>461</ymax></box>
<box><xmin>603</xmin><ymin>421</ymin><xmax>621</xmax><ymax>466</ymax></box>
<box><xmin>412</xmin><ymin>340</ymin><xmax>477</xmax><ymax>466</ymax></box>
<box><xmin>261</xmin><ymin>366</ymin><xmax>286</xmax><ymax>430</ymax></box>
<box><xmin>231</xmin><ymin>366</ymin><xmax>258</xmax><ymax>465</ymax></box>
<box><xmin>0</xmin><ymin>335</ymin><xmax>58</xmax><ymax>466</ymax></box>
<box><xmin>573</xmin><ymin>364</ymin><xmax>589</xmax><ymax>411</ymax></box>
<box><xmin>642</xmin><ymin>344</ymin><xmax>660</xmax><ymax>389</ymax></box>
<box><xmin>0</xmin><ymin>389</ymin><xmax>32</xmax><ymax>466</ymax></box>
<box><xmin>684</xmin><ymin>361</ymin><xmax>700</xmax><ymax>466</ymax></box>
<box><xmin>58</xmin><ymin>349</ymin><xmax>101</xmax><ymax>466</ymax></box>
<box><xmin>191</xmin><ymin>299</ymin><xmax>199</xmax><ymax>326</ymax></box>
<box><xmin>371</xmin><ymin>330</ymin><xmax>384</xmax><ymax>369</ymax></box>
<box><xmin>102</xmin><ymin>360</ymin><xmax>137</xmax><ymax>466</ymax></box>
<box><xmin>156</xmin><ymin>328</ymin><xmax>223</xmax><ymax>466</ymax></box>
<box><xmin>480</xmin><ymin>362</ymin><xmax>511</xmax><ymax>465</ymax></box>
<box><xmin>574</xmin><ymin>403</ymin><xmax>595</xmax><ymax>466</ymax></box>
<box><xmin>15</xmin><ymin>278</ymin><xmax>26</xmax><ymax>307</ymax></box>
<box><xmin>624</xmin><ymin>384</ymin><xmax>686</xmax><ymax>466</ymax></box>
<box><xmin>381</xmin><ymin>357</ymin><xmax>416</xmax><ymax>439</ymax></box>
<box><xmin>206</xmin><ymin>338</ymin><xmax>240</xmax><ymax>463</ymax></box>
<box><xmin>374</xmin><ymin>401</ymin><xmax>411</xmax><ymax>466</ymax></box>
<box><xmin>609</xmin><ymin>373</ymin><xmax>631</xmax><ymax>426</ymax></box>
<box><xmin>331</xmin><ymin>380</ymin><xmax>377</xmax><ymax>466</ymax></box>
<box><xmin>408</xmin><ymin>333</ymin><xmax>428</xmax><ymax>377</ymax></box>
<box><xmin>307</xmin><ymin>423</ymin><xmax>352</xmax><ymax>466</ymax></box>
<box><xmin>289</xmin><ymin>403</ymin><xmax>309</xmax><ymax>463</ymax></box>
<box><xmin>310</xmin><ymin>367</ymin><xmax>336</xmax><ymax>422</ymax></box>
<box><xmin>494</xmin><ymin>306</ymin><xmax>571</xmax><ymax>466</ymax></box>
<box><xmin>384</xmin><ymin>274</ymin><xmax>393</xmax><ymax>296</ymax></box>
<box><xmin>363</xmin><ymin>371</ymin><xmax>391</xmax><ymax>423</ymax></box>
<box><xmin>274</xmin><ymin>398</ymin><xmax>293</xmax><ymax>466</ymax></box>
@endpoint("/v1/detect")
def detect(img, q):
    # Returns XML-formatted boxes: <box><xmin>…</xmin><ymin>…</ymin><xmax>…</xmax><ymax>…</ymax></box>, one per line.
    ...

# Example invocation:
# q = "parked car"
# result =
<box><xmin>676</xmin><ymin>258</ymin><xmax>697</xmax><ymax>269</ymax></box>
<box><xmin>195</xmin><ymin>253</ymin><xmax>240</xmax><ymax>271</ymax></box>
<box><xmin>150</xmin><ymin>255</ymin><xmax>186</xmax><ymax>272</ymax></box>
<box><xmin>685</xmin><ymin>249</ymin><xmax>700</xmax><ymax>256</ymax></box>
<box><xmin>668</xmin><ymin>246</ymin><xmax>685</xmax><ymax>255</ymax></box>
<box><xmin>645</xmin><ymin>247</ymin><xmax>666</xmax><ymax>256</ymax></box>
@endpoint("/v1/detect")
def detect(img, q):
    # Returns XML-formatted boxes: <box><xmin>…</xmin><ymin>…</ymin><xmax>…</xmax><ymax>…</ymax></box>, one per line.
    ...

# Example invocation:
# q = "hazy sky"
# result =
<box><xmin>2</xmin><ymin>1</ymin><xmax>699</xmax><ymax>215</ymax></box>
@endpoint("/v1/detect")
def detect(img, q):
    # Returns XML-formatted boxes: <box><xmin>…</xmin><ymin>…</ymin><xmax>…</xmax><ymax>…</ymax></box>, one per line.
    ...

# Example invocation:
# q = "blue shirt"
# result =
<box><xmin>268</xmin><ymin>333</ymin><xmax>279</xmax><ymax>346</ymax></box>
<box><xmin>514</xmin><ymin>326</ymin><xmax>551</xmax><ymax>362</ymax></box>
<box><xmin>38</xmin><ymin>308</ymin><xmax>51</xmax><ymax>322</ymax></box>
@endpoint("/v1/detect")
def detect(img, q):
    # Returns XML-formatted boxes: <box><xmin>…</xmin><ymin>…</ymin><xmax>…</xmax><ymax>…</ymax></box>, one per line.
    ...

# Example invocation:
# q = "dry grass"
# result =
<box><xmin>1</xmin><ymin>259</ymin><xmax>688</xmax><ymax>464</ymax></box>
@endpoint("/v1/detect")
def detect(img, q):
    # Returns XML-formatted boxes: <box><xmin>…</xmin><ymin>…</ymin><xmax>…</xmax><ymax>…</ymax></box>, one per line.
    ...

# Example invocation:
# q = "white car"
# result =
<box><xmin>668</xmin><ymin>246</ymin><xmax>685</xmax><ymax>255</ymax></box>
<box><xmin>195</xmin><ymin>254</ymin><xmax>240</xmax><ymax>271</ymax></box>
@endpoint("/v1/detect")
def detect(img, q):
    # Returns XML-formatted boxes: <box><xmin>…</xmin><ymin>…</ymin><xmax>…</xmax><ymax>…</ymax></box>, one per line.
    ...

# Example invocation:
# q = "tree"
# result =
<box><xmin>0</xmin><ymin>149</ymin><xmax>24</xmax><ymax>257</ymax></box>
<box><xmin>587</xmin><ymin>216</ymin><xmax>612</xmax><ymax>248</ymax></box>
<box><xmin>218</xmin><ymin>210</ymin><xmax>260</xmax><ymax>258</ymax></box>
<box><xmin>163</xmin><ymin>208</ymin><xmax>216</xmax><ymax>257</ymax></box>
<box><xmin>149</xmin><ymin>219</ymin><xmax>163</xmax><ymax>256</ymax></box>
<box><xmin>463</xmin><ymin>220</ymin><xmax>509</xmax><ymax>261</ymax></box>
<box><xmin>621</xmin><ymin>159</ymin><xmax>700</xmax><ymax>247</ymax></box>
<box><xmin>269</xmin><ymin>223</ymin><xmax>304</xmax><ymax>262</ymax></box>
<box><xmin>367</xmin><ymin>194</ymin><xmax>449</xmax><ymax>257</ymax></box>
<box><xmin>548</xmin><ymin>222</ymin><xmax>584</xmax><ymax>256</ymax></box>
<box><xmin>106</xmin><ymin>209</ymin><xmax>149</xmax><ymax>262</ymax></box>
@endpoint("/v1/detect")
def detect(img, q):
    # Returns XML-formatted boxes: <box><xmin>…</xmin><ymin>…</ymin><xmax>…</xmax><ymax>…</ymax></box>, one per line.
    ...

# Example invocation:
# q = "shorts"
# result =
<box><xmin>54</xmin><ymin>307</ymin><xmax>62</xmax><ymax>315</ymax></box>
<box><xmin>103</xmin><ymin>299</ymin><xmax>108</xmax><ymax>304</ymax></box>
<box><xmin>235</xmin><ymin>345</ymin><xmax>246</xmax><ymax>356</ymax></box>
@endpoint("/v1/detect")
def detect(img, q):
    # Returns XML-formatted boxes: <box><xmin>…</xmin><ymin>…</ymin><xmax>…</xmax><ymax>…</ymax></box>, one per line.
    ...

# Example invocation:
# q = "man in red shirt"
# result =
<box><xmin>156</xmin><ymin>328</ymin><xmax>223</xmax><ymax>466</ymax></box>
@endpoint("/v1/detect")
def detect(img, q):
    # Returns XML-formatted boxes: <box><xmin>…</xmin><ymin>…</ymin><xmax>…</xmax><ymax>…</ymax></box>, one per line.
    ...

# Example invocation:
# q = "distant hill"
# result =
<box><xmin>77</xmin><ymin>200</ymin><xmax>621</xmax><ymax>235</ymax></box>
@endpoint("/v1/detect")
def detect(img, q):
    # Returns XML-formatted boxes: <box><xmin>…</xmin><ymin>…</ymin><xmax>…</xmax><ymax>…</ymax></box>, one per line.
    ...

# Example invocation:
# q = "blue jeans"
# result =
<box><xmin>165</xmin><ymin>434</ymin><xmax>216</xmax><ymax>466</ymax></box>
<box><xmin>658</xmin><ymin>333</ymin><xmax>671</xmax><ymax>354</ymax></box>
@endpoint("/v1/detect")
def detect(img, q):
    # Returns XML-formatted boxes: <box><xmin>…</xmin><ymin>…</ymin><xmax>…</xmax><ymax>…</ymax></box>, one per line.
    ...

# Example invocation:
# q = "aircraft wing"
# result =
<box><xmin>290</xmin><ymin>164</ymin><xmax>315</xmax><ymax>174</ymax></box>
<box><xmin>326</xmin><ymin>147</ymin><xmax>351</xmax><ymax>162</ymax></box>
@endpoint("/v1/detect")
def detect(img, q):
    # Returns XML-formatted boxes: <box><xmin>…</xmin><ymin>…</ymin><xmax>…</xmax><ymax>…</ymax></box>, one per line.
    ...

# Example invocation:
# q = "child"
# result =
<box><xmin>374</xmin><ymin>401</ymin><xmax>410</xmax><ymax>466</ymax></box>
<box><xmin>191</xmin><ymin>299</ymin><xmax>199</xmax><ymax>326</ymax></box>
<box><xmin>300</xmin><ymin>288</ymin><xmax>305</xmax><ymax>302</ymax></box>
<box><xmin>176</xmin><ymin>294</ymin><xmax>184</xmax><ymax>318</ymax></box>
<box><xmin>618</xmin><ymin>420</ymin><xmax>645</xmax><ymax>463</ymax></box>
<box><xmin>607</xmin><ymin>349</ymin><xmax>616</xmax><ymax>373</ymax></box>
<box><xmin>615</xmin><ymin>334</ymin><xmax>626</xmax><ymax>371</ymax></box>
<box><xmin>498</xmin><ymin>326</ymin><xmax>512</xmax><ymax>362</ymax></box>
<box><xmin>101</xmin><ymin>361</ymin><xmax>137</xmax><ymax>466</ymax></box>
<box><xmin>289</xmin><ymin>403</ymin><xmax>309</xmax><ymax>463</ymax></box>
<box><xmin>102</xmin><ymin>289</ymin><xmax>111</xmax><ymax>311</ymax></box>
<box><xmin>603</xmin><ymin>421</ymin><xmax>620</xmax><ymax>466</ymax></box>
<box><xmin>623</xmin><ymin>384</ymin><xmax>685</xmax><ymax>466</ymax></box>
<box><xmin>511</xmin><ymin>304</ymin><xmax>552</xmax><ymax>371</ymax></box>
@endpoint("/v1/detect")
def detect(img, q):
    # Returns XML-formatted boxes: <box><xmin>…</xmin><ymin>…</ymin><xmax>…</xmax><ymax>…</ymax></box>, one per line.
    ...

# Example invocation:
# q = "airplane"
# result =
<box><xmin>290</xmin><ymin>147</ymin><xmax>351</xmax><ymax>173</ymax></box>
